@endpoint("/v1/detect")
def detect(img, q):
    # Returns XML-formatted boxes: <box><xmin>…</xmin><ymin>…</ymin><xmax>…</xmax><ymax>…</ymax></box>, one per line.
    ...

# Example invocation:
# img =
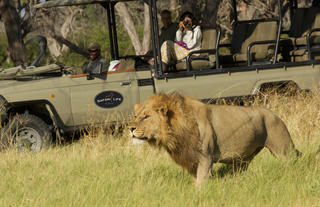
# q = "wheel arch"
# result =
<box><xmin>252</xmin><ymin>80</ymin><xmax>301</xmax><ymax>95</ymax></box>
<box><xmin>6</xmin><ymin>100</ymin><xmax>66</xmax><ymax>131</ymax></box>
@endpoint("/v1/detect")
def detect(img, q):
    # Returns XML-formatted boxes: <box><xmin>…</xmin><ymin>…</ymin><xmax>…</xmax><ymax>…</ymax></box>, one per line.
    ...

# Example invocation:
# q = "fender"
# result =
<box><xmin>5</xmin><ymin>99</ymin><xmax>67</xmax><ymax>131</ymax></box>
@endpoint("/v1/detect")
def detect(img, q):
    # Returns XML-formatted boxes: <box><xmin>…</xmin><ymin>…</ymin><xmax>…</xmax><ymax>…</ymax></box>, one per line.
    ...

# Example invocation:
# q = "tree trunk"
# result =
<box><xmin>170</xmin><ymin>0</ymin><xmax>177</xmax><ymax>11</ymax></box>
<box><xmin>202</xmin><ymin>0</ymin><xmax>220</xmax><ymax>28</ymax></box>
<box><xmin>142</xmin><ymin>3</ymin><xmax>151</xmax><ymax>54</ymax></box>
<box><xmin>115</xmin><ymin>2</ymin><xmax>143</xmax><ymax>55</ymax></box>
<box><xmin>0</xmin><ymin>0</ymin><xmax>27</xmax><ymax>66</ymax></box>
<box><xmin>180</xmin><ymin>0</ymin><xmax>197</xmax><ymax>13</ymax></box>
<box><xmin>217</xmin><ymin>0</ymin><xmax>234</xmax><ymax>41</ymax></box>
<box><xmin>46</xmin><ymin>36</ymin><xmax>62</xmax><ymax>58</ymax></box>
<box><xmin>60</xmin><ymin>7</ymin><xmax>82</xmax><ymax>53</ymax></box>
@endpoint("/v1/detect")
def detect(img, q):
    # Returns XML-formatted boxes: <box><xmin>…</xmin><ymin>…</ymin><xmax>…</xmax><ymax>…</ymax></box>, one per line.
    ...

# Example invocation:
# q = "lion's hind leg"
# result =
<box><xmin>232</xmin><ymin>160</ymin><xmax>250</xmax><ymax>173</ymax></box>
<box><xmin>228</xmin><ymin>146</ymin><xmax>264</xmax><ymax>173</ymax></box>
<box><xmin>231</xmin><ymin>149</ymin><xmax>262</xmax><ymax>173</ymax></box>
<box><xmin>264</xmin><ymin>113</ymin><xmax>300</xmax><ymax>157</ymax></box>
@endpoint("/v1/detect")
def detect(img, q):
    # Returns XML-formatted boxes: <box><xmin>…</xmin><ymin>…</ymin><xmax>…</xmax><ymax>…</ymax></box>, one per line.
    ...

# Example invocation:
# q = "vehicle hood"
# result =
<box><xmin>0</xmin><ymin>77</ymin><xmax>68</xmax><ymax>95</ymax></box>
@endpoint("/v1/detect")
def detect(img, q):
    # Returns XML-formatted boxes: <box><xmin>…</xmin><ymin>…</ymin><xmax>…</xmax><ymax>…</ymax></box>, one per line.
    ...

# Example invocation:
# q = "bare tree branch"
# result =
<box><xmin>52</xmin><ymin>34</ymin><xmax>89</xmax><ymax>58</ymax></box>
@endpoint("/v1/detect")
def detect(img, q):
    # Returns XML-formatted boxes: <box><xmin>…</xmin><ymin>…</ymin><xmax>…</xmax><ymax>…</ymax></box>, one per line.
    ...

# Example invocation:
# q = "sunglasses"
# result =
<box><xmin>88</xmin><ymin>49</ymin><xmax>99</xmax><ymax>53</ymax></box>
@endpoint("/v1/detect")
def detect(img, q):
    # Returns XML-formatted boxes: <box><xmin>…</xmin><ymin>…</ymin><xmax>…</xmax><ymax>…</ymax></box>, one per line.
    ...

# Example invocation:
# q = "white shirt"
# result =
<box><xmin>175</xmin><ymin>25</ymin><xmax>202</xmax><ymax>51</ymax></box>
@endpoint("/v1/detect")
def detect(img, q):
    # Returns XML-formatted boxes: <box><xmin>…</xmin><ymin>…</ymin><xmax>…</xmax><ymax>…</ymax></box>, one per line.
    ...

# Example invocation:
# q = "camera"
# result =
<box><xmin>183</xmin><ymin>20</ymin><xmax>190</xmax><ymax>27</ymax></box>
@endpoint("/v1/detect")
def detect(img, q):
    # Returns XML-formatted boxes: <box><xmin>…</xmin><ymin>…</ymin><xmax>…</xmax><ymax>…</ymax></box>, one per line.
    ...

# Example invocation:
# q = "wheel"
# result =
<box><xmin>1</xmin><ymin>113</ymin><xmax>52</xmax><ymax>152</ymax></box>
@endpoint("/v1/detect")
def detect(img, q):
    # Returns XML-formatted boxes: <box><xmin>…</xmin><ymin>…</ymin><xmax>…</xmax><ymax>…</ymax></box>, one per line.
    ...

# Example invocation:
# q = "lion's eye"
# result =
<box><xmin>141</xmin><ymin>115</ymin><xmax>149</xmax><ymax>120</ymax></box>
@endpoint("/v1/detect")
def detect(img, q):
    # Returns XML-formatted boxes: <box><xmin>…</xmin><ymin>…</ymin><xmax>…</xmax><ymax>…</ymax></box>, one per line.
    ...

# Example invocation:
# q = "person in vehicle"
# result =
<box><xmin>144</xmin><ymin>10</ymin><xmax>178</xmax><ymax>63</ymax></box>
<box><xmin>161</xmin><ymin>11</ymin><xmax>202</xmax><ymax>71</ymax></box>
<box><xmin>159</xmin><ymin>10</ymin><xmax>179</xmax><ymax>46</ymax></box>
<box><xmin>82</xmin><ymin>42</ymin><xmax>109</xmax><ymax>74</ymax></box>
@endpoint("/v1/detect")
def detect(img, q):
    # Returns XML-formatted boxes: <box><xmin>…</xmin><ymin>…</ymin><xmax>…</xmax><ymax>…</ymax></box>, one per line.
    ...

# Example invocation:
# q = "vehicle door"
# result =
<box><xmin>154</xmin><ymin>69</ymin><xmax>262</xmax><ymax>101</ymax></box>
<box><xmin>69</xmin><ymin>70</ymin><xmax>139</xmax><ymax>126</ymax></box>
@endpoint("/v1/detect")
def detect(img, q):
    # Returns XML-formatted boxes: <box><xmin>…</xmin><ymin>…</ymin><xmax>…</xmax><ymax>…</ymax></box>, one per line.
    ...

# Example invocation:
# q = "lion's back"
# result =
<box><xmin>207</xmin><ymin>105</ymin><xmax>268</xmax><ymax>132</ymax></box>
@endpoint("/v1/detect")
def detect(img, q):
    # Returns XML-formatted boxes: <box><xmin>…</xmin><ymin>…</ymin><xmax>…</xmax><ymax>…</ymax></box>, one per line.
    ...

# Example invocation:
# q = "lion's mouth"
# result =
<box><xmin>132</xmin><ymin>136</ymin><xmax>148</xmax><ymax>141</ymax></box>
<box><xmin>132</xmin><ymin>137</ymin><xmax>147</xmax><ymax>145</ymax></box>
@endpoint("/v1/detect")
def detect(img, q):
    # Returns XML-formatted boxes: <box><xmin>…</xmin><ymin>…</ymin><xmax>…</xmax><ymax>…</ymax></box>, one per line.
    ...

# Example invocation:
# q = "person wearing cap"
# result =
<box><xmin>82</xmin><ymin>42</ymin><xmax>109</xmax><ymax>74</ymax></box>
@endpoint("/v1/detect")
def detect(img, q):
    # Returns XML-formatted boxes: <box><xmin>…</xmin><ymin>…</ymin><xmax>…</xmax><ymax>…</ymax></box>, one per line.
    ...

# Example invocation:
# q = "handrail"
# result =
<box><xmin>247</xmin><ymin>40</ymin><xmax>277</xmax><ymax>65</ymax></box>
<box><xmin>307</xmin><ymin>27</ymin><xmax>320</xmax><ymax>60</ymax></box>
<box><xmin>69</xmin><ymin>69</ymin><xmax>135</xmax><ymax>78</ymax></box>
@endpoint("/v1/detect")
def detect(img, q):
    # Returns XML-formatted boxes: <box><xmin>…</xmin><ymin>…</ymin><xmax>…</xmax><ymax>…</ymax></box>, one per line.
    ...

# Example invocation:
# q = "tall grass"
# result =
<box><xmin>0</xmin><ymin>91</ymin><xmax>319</xmax><ymax>207</ymax></box>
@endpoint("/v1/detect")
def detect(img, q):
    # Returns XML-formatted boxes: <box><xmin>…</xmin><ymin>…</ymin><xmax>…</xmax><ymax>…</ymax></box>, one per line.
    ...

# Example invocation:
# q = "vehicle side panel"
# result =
<box><xmin>154</xmin><ymin>65</ymin><xmax>320</xmax><ymax>99</ymax></box>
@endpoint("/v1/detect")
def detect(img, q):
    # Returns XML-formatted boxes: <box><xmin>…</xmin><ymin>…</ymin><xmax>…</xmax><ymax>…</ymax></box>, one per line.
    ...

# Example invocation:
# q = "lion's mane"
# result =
<box><xmin>151</xmin><ymin>93</ymin><xmax>205</xmax><ymax>175</ymax></box>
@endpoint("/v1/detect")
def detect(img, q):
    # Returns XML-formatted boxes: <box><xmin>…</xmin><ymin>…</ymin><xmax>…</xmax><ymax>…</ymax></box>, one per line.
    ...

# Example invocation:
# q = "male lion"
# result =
<box><xmin>129</xmin><ymin>93</ymin><xmax>300</xmax><ymax>185</ymax></box>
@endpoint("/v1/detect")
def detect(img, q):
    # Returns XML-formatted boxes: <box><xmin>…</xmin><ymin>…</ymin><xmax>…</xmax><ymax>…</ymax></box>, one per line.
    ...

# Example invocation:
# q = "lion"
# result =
<box><xmin>128</xmin><ymin>93</ymin><xmax>300</xmax><ymax>185</ymax></box>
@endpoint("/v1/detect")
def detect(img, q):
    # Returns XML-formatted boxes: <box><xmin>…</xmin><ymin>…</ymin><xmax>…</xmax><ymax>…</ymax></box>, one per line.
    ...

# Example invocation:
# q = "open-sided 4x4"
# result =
<box><xmin>0</xmin><ymin>0</ymin><xmax>320</xmax><ymax>151</ymax></box>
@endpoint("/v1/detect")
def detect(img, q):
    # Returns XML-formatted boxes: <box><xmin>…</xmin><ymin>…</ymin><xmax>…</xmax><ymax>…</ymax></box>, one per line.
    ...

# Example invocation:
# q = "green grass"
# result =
<box><xmin>0</xmin><ymin>130</ymin><xmax>319</xmax><ymax>207</ymax></box>
<box><xmin>0</xmin><ymin>92</ymin><xmax>320</xmax><ymax>206</ymax></box>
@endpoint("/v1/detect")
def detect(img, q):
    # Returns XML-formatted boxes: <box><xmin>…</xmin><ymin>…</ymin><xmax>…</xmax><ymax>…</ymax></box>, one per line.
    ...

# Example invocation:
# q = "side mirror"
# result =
<box><xmin>87</xmin><ymin>73</ymin><xmax>95</xmax><ymax>80</ymax></box>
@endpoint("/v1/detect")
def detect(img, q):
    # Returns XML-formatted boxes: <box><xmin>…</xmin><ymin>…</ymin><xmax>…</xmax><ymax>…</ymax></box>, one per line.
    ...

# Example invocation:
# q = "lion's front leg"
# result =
<box><xmin>195</xmin><ymin>111</ymin><xmax>215</xmax><ymax>185</ymax></box>
<box><xmin>196</xmin><ymin>156</ymin><xmax>213</xmax><ymax>185</ymax></box>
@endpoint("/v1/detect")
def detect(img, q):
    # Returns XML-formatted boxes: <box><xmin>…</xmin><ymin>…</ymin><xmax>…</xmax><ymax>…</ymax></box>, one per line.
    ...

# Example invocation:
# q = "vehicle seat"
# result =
<box><xmin>175</xmin><ymin>28</ymin><xmax>219</xmax><ymax>71</ymax></box>
<box><xmin>288</xmin><ymin>7</ymin><xmax>320</xmax><ymax>61</ymax></box>
<box><xmin>219</xmin><ymin>20</ymin><xmax>278</xmax><ymax>66</ymax></box>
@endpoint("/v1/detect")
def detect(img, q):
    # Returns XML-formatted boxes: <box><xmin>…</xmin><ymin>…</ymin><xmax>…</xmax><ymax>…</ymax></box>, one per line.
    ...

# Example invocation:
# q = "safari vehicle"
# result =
<box><xmin>0</xmin><ymin>0</ymin><xmax>320</xmax><ymax>151</ymax></box>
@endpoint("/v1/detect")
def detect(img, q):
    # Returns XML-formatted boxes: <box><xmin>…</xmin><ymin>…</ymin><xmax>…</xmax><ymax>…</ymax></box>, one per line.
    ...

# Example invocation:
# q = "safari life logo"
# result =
<box><xmin>95</xmin><ymin>91</ymin><xmax>123</xmax><ymax>108</ymax></box>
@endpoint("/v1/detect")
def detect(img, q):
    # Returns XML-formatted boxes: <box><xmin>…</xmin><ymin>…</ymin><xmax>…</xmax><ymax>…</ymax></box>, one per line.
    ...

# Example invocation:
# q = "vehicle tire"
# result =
<box><xmin>1</xmin><ymin>113</ymin><xmax>52</xmax><ymax>152</ymax></box>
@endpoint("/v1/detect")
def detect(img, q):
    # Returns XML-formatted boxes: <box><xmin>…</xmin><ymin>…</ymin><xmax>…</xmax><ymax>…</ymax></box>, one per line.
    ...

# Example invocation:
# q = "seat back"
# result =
<box><xmin>230</xmin><ymin>21</ymin><xmax>278</xmax><ymax>62</ymax></box>
<box><xmin>312</xmin><ymin>8</ymin><xmax>320</xmax><ymax>28</ymax></box>
<box><xmin>287</xmin><ymin>7</ymin><xmax>320</xmax><ymax>61</ymax></box>
<box><xmin>201</xmin><ymin>28</ymin><xmax>218</xmax><ymax>62</ymax></box>
<box><xmin>310</xmin><ymin>8</ymin><xmax>320</xmax><ymax>38</ymax></box>
<box><xmin>241</xmin><ymin>21</ymin><xmax>278</xmax><ymax>59</ymax></box>
<box><xmin>231</xmin><ymin>22</ymin><xmax>255</xmax><ymax>54</ymax></box>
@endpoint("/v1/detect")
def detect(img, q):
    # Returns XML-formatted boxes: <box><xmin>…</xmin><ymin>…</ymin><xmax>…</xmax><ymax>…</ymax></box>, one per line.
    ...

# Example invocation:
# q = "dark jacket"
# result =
<box><xmin>159</xmin><ymin>22</ymin><xmax>179</xmax><ymax>46</ymax></box>
<box><xmin>82</xmin><ymin>56</ymin><xmax>109</xmax><ymax>74</ymax></box>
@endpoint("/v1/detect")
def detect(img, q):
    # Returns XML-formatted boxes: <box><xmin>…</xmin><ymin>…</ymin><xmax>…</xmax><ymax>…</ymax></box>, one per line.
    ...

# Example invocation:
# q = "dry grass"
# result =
<box><xmin>252</xmin><ymin>90</ymin><xmax>320</xmax><ymax>147</ymax></box>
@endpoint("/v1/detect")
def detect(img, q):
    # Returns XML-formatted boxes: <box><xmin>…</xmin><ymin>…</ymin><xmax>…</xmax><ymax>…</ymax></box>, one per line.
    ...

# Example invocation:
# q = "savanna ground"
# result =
<box><xmin>0</xmin><ymin>90</ymin><xmax>319</xmax><ymax>207</ymax></box>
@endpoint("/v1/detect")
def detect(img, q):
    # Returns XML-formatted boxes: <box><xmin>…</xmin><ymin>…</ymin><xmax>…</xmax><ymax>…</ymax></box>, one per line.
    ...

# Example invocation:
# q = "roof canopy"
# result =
<box><xmin>34</xmin><ymin>0</ymin><xmax>137</xmax><ymax>8</ymax></box>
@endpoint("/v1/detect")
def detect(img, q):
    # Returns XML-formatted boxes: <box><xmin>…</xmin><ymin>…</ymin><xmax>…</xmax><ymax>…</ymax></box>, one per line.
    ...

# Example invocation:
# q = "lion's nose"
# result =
<box><xmin>129</xmin><ymin>126</ymin><xmax>136</xmax><ymax>133</ymax></box>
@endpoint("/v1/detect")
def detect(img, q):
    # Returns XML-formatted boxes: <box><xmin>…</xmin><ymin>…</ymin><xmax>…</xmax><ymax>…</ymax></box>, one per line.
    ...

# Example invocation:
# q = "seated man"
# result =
<box><xmin>159</xmin><ymin>10</ymin><xmax>179</xmax><ymax>46</ymax></box>
<box><xmin>82</xmin><ymin>42</ymin><xmax>109</xmax><ymax>74</ymax></box>
<box><xmin>145</xmin><ymin>10</ymin><xmax>178</xmax><ymax>62</ymax></box>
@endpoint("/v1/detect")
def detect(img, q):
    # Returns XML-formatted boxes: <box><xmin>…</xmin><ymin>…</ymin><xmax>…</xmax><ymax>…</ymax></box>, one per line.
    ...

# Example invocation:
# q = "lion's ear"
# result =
<box><xmin>134</xmin><ymin>104</ymin><xmax>141</xmax><ymax>112</ymax></box>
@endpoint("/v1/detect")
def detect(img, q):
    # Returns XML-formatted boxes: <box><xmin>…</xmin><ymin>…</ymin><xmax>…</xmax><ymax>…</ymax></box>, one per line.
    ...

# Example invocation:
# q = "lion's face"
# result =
<box><xmin>128</xmin><ymin>96</ymin><xmax>169</xmax><ymax>144</ymax></box>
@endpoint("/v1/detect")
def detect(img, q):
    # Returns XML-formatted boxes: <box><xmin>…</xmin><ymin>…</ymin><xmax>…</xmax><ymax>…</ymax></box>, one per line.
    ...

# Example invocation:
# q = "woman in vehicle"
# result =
<box><xmin>161</xmin><ymin>11</ymin><xmax>202</xmax><ymax>71</ymax></box>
